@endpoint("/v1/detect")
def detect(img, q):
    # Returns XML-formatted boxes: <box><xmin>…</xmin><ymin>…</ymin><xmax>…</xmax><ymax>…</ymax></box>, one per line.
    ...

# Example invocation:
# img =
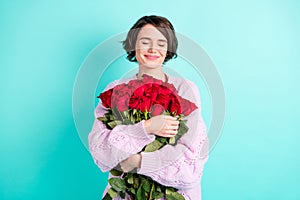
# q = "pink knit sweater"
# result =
<box><xmin>88</xmin><ymin>74</ymin><xmax>209</xmax><ymax>200</ymax></box>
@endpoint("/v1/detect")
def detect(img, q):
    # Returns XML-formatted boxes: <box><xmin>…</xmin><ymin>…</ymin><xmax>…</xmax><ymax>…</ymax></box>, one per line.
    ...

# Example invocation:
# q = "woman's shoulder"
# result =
<box><xmin>168</xmin><ymin>74</ymin><xmax>198</xmax><ymax>91</ymax></box>
<box><xmin>167</xmin><ymin>74</ymin><xmax>200</xmax><ymax>105</ymax></box>
<box><xmin>103</xmin><ymin>76</ymin><xmax>136</xmax><ymax>90</ymax></box>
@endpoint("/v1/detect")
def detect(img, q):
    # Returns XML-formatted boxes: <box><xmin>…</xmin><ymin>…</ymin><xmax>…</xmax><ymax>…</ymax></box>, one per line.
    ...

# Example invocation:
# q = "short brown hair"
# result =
<box><xmin>122</xmin><ymin>15</ymin><xmax>178</xmax><ymax>64</ymax></box>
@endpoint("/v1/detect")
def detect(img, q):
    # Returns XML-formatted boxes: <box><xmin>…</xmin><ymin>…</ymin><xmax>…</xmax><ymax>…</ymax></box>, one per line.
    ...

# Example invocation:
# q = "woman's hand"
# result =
<box><xmin>144</xmin><ymin>115</ymin><xmax>179</xmax><ymax>137</ymax></box>
<box><xmin>119</xmin><ymin>154</ymin><xmax>142</xmax><ymax>173</ymax></box>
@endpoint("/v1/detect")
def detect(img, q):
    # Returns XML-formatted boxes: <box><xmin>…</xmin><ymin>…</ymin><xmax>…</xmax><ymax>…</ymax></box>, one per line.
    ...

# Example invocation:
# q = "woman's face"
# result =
<box><xmin>135</xmin><ymin>24</ymin><xmax>168</xmax><ymax>68</ymax></box>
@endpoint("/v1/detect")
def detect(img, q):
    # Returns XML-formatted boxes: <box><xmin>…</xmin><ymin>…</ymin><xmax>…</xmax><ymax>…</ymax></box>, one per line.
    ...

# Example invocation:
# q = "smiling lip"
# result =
<box><xmin>144</xmin><ymin>55</ymin><xmax>160</xmax><ymax>60</ymax></box>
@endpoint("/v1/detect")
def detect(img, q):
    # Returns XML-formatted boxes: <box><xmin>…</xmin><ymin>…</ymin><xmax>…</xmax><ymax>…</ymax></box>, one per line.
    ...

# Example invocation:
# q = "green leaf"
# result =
<box><xmin>156</xmin><ymin>137</ymin><xmax>167</xmax><ymax>144</ymax></box>
<box><xmin>137</xmin><ymin>184</ymin><xmax>146</xmax><ymax>200</ymax></box>
<box><xmin>109</xmin><ymin>114</ymin><xmax>116</xmax><ymax>121</ymax></box>
<box><xmin>128</xmin><ymin>187</ymin><xmax>136</xmax><ymax>195</ymax></box>
<box><xmin>142</xmin><ymin>180</ymin><xmax>151</xmax><ymax>193</ymax></box>
<box><xmin>130</xmin><ymin>114</ymin><xmax>135</xmax><ymax>123</ymax></box>
<box><xmin>107</xmin><ymin>188</ymin><xmax>117</xmax><ymax>198</ymax></box>
<box><xmin>122</xmin><ymin>110</ymin><xmax>129</xmax><ymax>118</ymax></box>
<box><xmin>168</xmin><ymin>137</ymin><xmax>175</xmax><ymax>145</ymax></box>
<box><xmin>102</xmin><ymin>192</ymin><xmax>112</xmax><ymax>200</ymax></box>
<box><xmin>108</xmin><ymin>178</ymin><xmax>126</xmax><ymax>192</ymax></box>
<box><xmin>133</xmin><ymin>177</ymin><xmax>139</xmax><ymax>189</ymax></box>
<box><xmin>178</xmin><ymin>121</ymin><xmax>188</xmax><ymax>135</ymax></box>
<box><xmin>156</xmin><ymin>185</ymin><xmax>162</xmax><ymax>192</ymax></box>
<box><xmin>144</xmin><ymin>140</ymin><xmax>164</xmax><ymax>152</ymax></box>
<box><xmin>154</xmin><ymin>191</ymin><xmax>164</xmax><ymax>200</ymax></box>
<box><xmin>127</xmin><ymin>176</ymin><xmax>134</xmax><ymax>184</ymax></box>
<box><xmin>170</xmin><ymin>121</ymin><xmax>189</xmax><ymax>145</ymax></box>
<box><xmin>97</xmin><ymin>116</ymin><xmax>107</xmax><ymax>122</ymax></box>
<box><xmin>123</xmin><ymin>119</ymin><xmax>132</xmax><ymax>125</ymax></box>
<box><xmin>110</xmin><ymin>169</ymin><xmax>123</xmax><ymax>176</ymax></box>
<box><xmin>166</xmin><ymin>188</ymin><xmax>175</xmax><ymax>195</ymax></box>
<box><xmin>166</xmin><ymin>191</ymin><xmax>185</xmax><ymax>200</ymax></box>
<box><xmin>119</xmin><ymin>191</ymin><xmax>126</xmax><ymax>199</ymax></box>
<box><xmin>107</xmin><ymin>120</ymin><xmax>122</xmax><ymax>129</ymax></box>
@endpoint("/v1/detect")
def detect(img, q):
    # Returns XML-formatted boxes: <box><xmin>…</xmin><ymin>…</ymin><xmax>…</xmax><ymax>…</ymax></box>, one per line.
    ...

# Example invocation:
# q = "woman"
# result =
<box><xmin>88</xmin><ymin>15</ymin><xmax>209</xmax><ymax>200</ymax></box>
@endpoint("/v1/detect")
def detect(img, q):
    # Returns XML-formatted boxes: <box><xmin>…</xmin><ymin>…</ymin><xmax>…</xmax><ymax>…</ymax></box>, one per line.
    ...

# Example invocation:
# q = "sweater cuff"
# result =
<box><xmin>130</xmin><ymin>120</ymin><xmax>155</xmax><ymax>142</ymax></box>
<box><xmin>137</xmin><ymin>151</ymin><xmax>161</xmax><ymax>174</ymax></box>
<box><xmin>130</xmin><ymin>120</ymin><xmax>155</xmax><ymax>149</ymax></box>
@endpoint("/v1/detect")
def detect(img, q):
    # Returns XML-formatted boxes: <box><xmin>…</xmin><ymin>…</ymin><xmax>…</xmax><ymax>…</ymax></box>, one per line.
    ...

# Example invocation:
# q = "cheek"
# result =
<box><xmin>134</xmin><ymin>49</ymin><xmax>145</xmax><ymax>63</ymax></box>
<box><xmin>161</xmin><ymin>51</ymin><xmax>167</xmax><ymax>59</ymax></box>
<box><xmin>135</xmin><ymin>45</ymin><xmax>146</xmax><ymax>55</ymax></box>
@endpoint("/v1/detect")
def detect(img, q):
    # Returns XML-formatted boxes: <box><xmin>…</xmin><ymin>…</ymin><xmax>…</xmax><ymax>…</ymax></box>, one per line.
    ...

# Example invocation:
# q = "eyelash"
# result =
<box><xmin>141</xmin><ymin>42</ymin><xmax>165</xmax><ymax>47</ymax></box>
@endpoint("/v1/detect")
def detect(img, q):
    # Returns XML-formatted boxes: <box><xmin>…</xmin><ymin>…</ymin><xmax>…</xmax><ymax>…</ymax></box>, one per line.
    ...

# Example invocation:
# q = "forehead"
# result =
<box><xmin>136</xmin><ymin>24</ymin><xmax>167</xmax><ymax>41</ymax></box>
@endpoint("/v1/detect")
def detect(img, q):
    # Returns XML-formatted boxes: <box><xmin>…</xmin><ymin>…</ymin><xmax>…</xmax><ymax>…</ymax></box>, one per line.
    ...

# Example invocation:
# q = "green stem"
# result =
<box><xmin>143</xmin><ymin>111</ymin><xmax>148</xmax><ymax>120</ymax></box>
<box><xmin>149</xmin><ymin>181</ymin><xmax>155</xmax><ymax>200</ymax></box>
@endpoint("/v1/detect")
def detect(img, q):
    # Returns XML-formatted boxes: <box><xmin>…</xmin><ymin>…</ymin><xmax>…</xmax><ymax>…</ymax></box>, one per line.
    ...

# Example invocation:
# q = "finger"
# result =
<box><xmin>165</xmin><ymin>124</ymin><xmax>179</xmax><ymax>130</ymax></box>
<box><xmin>165</xmin><ymin>133</ymin><xmax>177</xmax><ymax>138</ymax></box>
<box><xmin>166</xmin><ymin>123</ymin><xmax>179</xmax><ymax>129</ymax></box>
<box><xmin>168</xmin><ymin>124</ymin><xmax>179</xmax><ymax>129</ymax></box>
<box><xmin>156</xmin><ymin>129</ymin><xmax>176</xmax><ymax>137</ymax></box>
<box><xmin>163</xmin><ymin>129</ymin><xmax>178</xmax><ymax>135</ymax></box>
<box><xmin>166</xmin><ymin>119</ymin><xmax>179</xmax><ymax>126</ymax></box>
<box><xmin>163</xmin><ymin>116</ymin><xmax>178</xmax><ymax>121</ymax></box>
<box><xmin>121</xmin><ymin>165</ymin><xmax>130</xmax><ymax>173</ymax></box>
<box><xmin>120</xmin><ymin>164</ymin><xmax>125</xmax><ymax>172</ymax></box>
<box><xmin>157</xmin><ymin>133</ymin><xmax>175</xmax><ymax>138</ymax></box>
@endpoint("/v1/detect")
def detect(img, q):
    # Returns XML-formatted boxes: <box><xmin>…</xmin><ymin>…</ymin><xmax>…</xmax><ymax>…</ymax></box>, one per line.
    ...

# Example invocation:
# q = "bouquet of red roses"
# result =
<box><xmin>98</xmin><ymin>74</ymin><xmax>197</xmax><ymax>200</ymax></box>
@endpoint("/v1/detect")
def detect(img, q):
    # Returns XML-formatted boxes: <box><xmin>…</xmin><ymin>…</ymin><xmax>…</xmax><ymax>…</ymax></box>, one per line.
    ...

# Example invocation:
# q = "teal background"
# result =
<box><xmin>1</xmin><ymin>0</ymin><xmax>299</xmax><ymax>199</ymax></box>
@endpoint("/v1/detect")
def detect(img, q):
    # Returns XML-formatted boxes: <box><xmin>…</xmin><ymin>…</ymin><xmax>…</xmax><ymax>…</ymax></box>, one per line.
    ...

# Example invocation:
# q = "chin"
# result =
<box><xmin>142</xmin><ymin>62</ymin><xmax>163</xmax><ymax>68</ymax></box>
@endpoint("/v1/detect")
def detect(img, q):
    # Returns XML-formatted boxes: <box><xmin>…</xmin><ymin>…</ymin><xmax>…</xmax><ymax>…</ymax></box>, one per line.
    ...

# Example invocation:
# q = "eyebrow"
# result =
<box><xmin>139</xmin><ymin>37</ymin><xmax>167</xmax><ymax>43</ymax></box>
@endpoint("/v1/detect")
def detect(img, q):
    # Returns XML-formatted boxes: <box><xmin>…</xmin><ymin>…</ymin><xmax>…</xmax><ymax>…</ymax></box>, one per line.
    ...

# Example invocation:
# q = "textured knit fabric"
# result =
<box><xmin>88</xmin><ymin>73</ymin><xmax>209</xmax><ymax>200</ymax></box>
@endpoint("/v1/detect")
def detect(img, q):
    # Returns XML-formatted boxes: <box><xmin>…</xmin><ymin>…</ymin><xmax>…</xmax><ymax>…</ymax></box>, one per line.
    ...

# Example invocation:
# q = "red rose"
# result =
<box><xmin>141</xmin><ymin>74</ymin><xmax>163</xmax><ymax>85</ymax></box>
<box><xmin>131</xmin><ymin>84</ymin><xmax>146</xmax><ymax>97</ymax></box>
<box><xmin>155</xmin><ymin>95</ymin><xmax>169</xmax><ymax>110</ymax></box>
<box><xmin>139</xmin><ymin>96</ymin><xmax>152</xmax><ymax>112</ymax></box>
<box><xmin>111</xmin><ymin>83</ymin><xmax>132</xmax><ymax>111</ymax></box>
<box><xmin>144</xmin><ymin>83</ymin><xmax>160</xmax><ymax>102</ymax></box>
<box><xmin>98</xmin><ymin>75</ymin><xmax>198</xmax><ymax>117</ymax></box>
<box><xmin>128</xmin><ymin>95</ymin><xmax>141</xmax><ymax>110</ymax></box>
<box><xmin>162</xmin><ymin>82</ymin><xmax>177</xmax><ymax>93</ymax></box>
<box><xmin>128</xmin><ymin>84</ymin><xmax>145</xmax><ymax>110</ymax></box>
<box><xmin>129</xmin><ymin>83</ymin><xmax>159</xmax><ymax>111</ymax></box>
<box><xmin>179</xmin><ymin>97</ymin><xmax>198</xmax><ymax>115</ymax></box>
<box><xmin>116</xmin><ymin>93</ymin><xmax>131</xmax><ymax>111</ymax></box>
<box><xmin>98</xmin><ymin>88</ymin><xmax>113</xmax><ymax>108</ymax></box>
<box><xmin>169</xmin><ymin>94</ymin><xmax>181</xmax><ymax>115</ymax></box>
<box><xmin>158</xmin><ymin>85</ymin><xmax>173</xmax><ymax>95</ymax></box>
<box><xmin>155</xmin><ymin>87</ymin><xmax>173</xmax><ymax>110</ymax></box>
<box><xmin>150</xmin><ymin>104</ymin><xmax>165</xmax><ymax>116</ymax></box>
<box><xmin>128</xmin><ymin>79</ymin><xmax>144</xmax><ymax>93</ymax></box>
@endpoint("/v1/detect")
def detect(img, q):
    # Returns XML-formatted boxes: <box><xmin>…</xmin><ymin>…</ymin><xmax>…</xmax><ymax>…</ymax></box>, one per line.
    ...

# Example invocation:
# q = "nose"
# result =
<box><xmin>148</xmin><ymin>43</ymin><xmax>158</xmax><ymax>53</ymax></box>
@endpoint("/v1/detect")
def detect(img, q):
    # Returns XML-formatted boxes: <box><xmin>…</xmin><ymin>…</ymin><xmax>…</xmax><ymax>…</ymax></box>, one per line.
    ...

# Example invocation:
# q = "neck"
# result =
<box><xmin>137</xmin><ymin>64</ymin><xmax>166</xmax><ymax>82</ymax></box>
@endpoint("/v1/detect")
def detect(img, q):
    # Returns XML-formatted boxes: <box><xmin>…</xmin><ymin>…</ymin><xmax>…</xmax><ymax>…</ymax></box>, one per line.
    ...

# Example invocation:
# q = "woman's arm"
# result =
<box><xmin>137</xmin><ymin>80</ymin><xmax>209</xmax><ymax>189</ymax></box>
<box><xmin>88</xmin><ymin>81</ymin><xmax>155</xmax><ymax>172</ymax></box>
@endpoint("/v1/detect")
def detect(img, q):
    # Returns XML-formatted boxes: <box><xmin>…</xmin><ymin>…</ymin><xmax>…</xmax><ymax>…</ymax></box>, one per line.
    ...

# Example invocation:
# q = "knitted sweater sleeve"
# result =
<box><xmin>137</xmin><ymin>79</ymin><xmax>209</xmax><ymax>189</ymax></box>
<box><xmin>88</xmin><ymin>81</ymin><xmax>155</xmax><ymax>172</ymax></box>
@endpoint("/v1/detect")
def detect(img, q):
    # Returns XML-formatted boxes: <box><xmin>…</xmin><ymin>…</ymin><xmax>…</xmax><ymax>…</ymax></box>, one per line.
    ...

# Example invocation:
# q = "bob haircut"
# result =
<box><xmin>122</xmin><ymin>15</ymin><xmax>178</xmax><ymax>64</ymax></box>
